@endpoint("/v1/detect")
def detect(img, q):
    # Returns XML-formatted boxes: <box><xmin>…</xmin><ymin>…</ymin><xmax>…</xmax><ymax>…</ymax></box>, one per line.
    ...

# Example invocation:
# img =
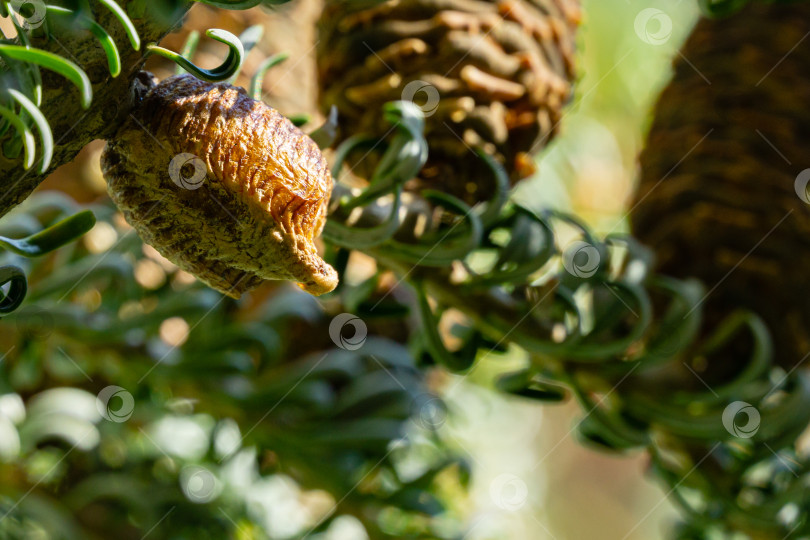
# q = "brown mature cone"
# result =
<box><xmin>101</xmin><ymin>73</ymin><xmax>338</xmax><ymax>298</ymax></box>
<box><xmin>632</xmin><ymin>2</ymin><xmax>810</xmax><ymax>374</ymax></box>
<box><xmin>317</xmin><ymin>0</ymin><xmax>580</xmax><ymax>204</ymax></box>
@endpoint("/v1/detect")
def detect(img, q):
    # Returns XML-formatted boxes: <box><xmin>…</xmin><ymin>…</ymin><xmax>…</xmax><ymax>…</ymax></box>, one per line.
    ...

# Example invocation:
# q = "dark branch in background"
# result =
<box><xmin>634</xmin><ymin>2</ymin><xmax>810</xmax><ymax>379</ymax></box>
<box><xmin>631</xmin><ymin>4</ymin><xmax>810</xmax><ymax>535</ymax></box>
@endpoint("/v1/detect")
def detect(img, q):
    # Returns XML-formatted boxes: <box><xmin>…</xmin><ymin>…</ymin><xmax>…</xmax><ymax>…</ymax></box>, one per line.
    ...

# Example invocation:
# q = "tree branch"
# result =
<box><xmin>0</xmin><ymin>1</ymin><xmax>192</xmax><ymax>219</ymax></box>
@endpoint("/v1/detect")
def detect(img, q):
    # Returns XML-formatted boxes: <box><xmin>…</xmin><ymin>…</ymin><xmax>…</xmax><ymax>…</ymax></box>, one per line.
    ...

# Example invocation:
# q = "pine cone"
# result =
<box><xmin>632</xmin><ymin>2</ymin><xmax>810</xmax><ymax>374</ymax></box>
<box><xmin>317</xmin><ymin>0</ymin><xmax>580</xmax><ymax>204</ymax></box>
<box><xmin>102</xmin><ymin>73</ymin><xmax>338</xmax><ymax>298</ymax></box>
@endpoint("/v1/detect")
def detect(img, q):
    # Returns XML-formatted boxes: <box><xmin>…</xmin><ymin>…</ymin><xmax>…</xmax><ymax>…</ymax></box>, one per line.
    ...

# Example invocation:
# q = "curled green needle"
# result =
<box><xmin>0</xmin><ymin>44</ymin><xmax>92</xmax><ymax>108</ymax></box>
<box><xmin>249</xmin><ymin>52</ymin><xmax>288</xmax><ymax>99</ymax></box>
<box><xmin>8</xmin><ymin>88</ymin><xmax>52</xmax><ymax>173</ymax></box>
<box><xmin>0</xmin><ymin>265</ymin><xmax>27</xmax><ymax>314</ymax></box>
<box><xmin>0</xmin><ymin>103</ymin><xmax>35</xmax><ymax>169</ymax></box>
<box><xmin>0</xmin><ymin>210</ymin><xmax>96</xmax><ymax>257</ymax></box>
<box><xmin>145</xmin><ymin>29</ymin><xmax>244</xmax><ymax>82</ymax></box>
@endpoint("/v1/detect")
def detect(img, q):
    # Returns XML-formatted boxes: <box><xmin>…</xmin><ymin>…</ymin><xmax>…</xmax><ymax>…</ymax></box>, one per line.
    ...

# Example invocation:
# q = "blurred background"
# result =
<box><xmin>1</xmin><ymin>0</ymin><xmax>704</xmax><ymax>538</ymax></box>
<box><xmin>447</xmin><ymin>1</ymin><xmax>700</xmax><ymax>538</ymax></box>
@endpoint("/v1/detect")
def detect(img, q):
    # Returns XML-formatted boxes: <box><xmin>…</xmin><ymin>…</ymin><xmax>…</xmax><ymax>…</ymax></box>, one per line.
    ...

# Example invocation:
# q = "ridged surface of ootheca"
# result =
<box><xmin>317</xmin><ymin>0</ymin><xmax>580</xmax><ymax>204</ymax></box>
<box><xmin>632</xmin><ymin>3</ymin><xmax>810</xmax><ymax>371</ymax></box>
<box><xmin>101</xmin><ymin>74</ymin><xmax>338</xmax><ymax>298</ymax></box>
